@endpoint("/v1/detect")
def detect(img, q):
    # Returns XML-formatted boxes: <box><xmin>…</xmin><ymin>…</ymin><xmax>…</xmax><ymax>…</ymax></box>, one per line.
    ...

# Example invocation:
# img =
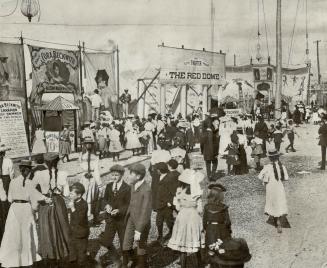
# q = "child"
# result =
<box><xmin>68</xmin><ymin>182</ymin><xmax>89</xmax><ymax>268</ymax></box>
<box><xmin>284</xmin><ymin>120</ymin><xmax>299</xmax><ymax>153</ymax></box>
<box><xmin>273</xmin><ymin>124</ymin><xmax>284</xmax><ymax>152</ymax></box>
<box><xmin>203</xmin><ymin>183</ymin><xmax>232</xmax><ymax>258</ymax></box>
<box><xmin>95</xmin><ymin>165</ymin><xmax>131</xmax><ymax>266</ymax></box>
<box><xmin>167</xmin><ymin>169</ymin><xmax>205</xmax><ymax>268</ymax></box>
<box><xmin>236</xmin><ymin>127</ymin><xmax>249</xmax><ymax>175</ymax></box>
<box><xmin>122</xmin><ymin>164</ymin><xmax>152</xmax><ymax>268</ymax></box>
<box><xmin>154</xmin><ymin>162</ymin><xmax>175</xmax><ymax>244</ymax></box>
<box><xmin>251</xmin><ymin>131</ymin><xmax>264</xmax><ymax>171</ymax></box>
<box><xmin>225</xmin><ymin>131</ymin><xmax>240</xmax><ymax>175</ymax></box>
<box><xmin>258</xmin><ymin>149</ymin><xmax>289</xmax><ymax>233</ymax></box>
<box><xmin>108</xmin><ymin>124</ymin><xmax>123</xmax><ymax>161</ymax></box>
<box><xmin>268</xmin><ymin>124</ymin><xmax>275</xmax><ymax>140</ymax></box>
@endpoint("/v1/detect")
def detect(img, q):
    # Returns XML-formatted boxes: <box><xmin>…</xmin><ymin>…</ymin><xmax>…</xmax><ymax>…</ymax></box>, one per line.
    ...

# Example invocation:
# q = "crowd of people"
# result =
<box><xmin>1</xmin><ymin>102</ymin><xmax>327</xmax><ymax>268</ymax></box>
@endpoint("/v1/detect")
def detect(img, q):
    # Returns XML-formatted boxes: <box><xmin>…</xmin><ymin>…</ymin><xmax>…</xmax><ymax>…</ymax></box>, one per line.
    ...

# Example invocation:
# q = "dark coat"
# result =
<box><xmin>103</xmin><ymin>180</ymin><xmax>131</xmax><ymax>222</ymax></box>
<box><xmin>203</xmin><ymin>202</ymin><xmax>232</xmax><ymax>246</ymax></box>
<box><xmin>155</xmin><ymin>170</ymin><xmax>180</xmax><ymax>210</ymax></box>
<box><xmin>318</xmin><ymin>124</ymin><xmax>327</xmax><ymax>146</ymax></box>
<box><xmin>126</xmin><ymin>181</ymin><xmax>152</xmax><ymax>233</ymax></box>
<box><xmin>254</xmin><ymin>121</ymin><xmax>268</xmax><ymax>140</ymax></box>
<box><xmin>149</xmin><ymin>164</ymin><xmax>160</xmax><ymax>210</ymax></box>
<box><xmin>293</xmin><ymin>109</ymin><xmax>301</xmax><ymax>124</ymax></box>
<box><xmin>201</xmin><ymin>128</ymin><xmax>220</xmax><ymax>161</ymax></box>
<box><xmin>70</xmin><ymin>199</ymin><xmax>89</xmax><ymax>239</ymax></box>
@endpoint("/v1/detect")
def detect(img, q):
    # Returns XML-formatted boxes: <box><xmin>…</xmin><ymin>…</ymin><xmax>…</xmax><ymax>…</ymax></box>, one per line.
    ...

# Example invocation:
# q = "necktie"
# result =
<box><xmin>114</xmin><ymin>183</ymin><xmax>118</xmax><ymax>195</ymax></box>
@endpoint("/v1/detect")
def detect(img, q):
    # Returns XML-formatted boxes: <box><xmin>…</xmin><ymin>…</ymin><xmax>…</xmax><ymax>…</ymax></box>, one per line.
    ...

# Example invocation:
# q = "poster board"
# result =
<box><xmin>0</xmin><ymin>100</ymin><xmax>29</xmax><ymax>158</ymax></box>
<box><xmin>224</xmin><ymin>108</ymin><xmax>242</xmax><ymax>117</ymax></box>
<box><xmin>45</xmin><ymin>131</ymin><xmax>60</xmax><ymax>153</ymax></box>
<box><xmin>159</xmin><ymin>46</ymin><xmax>226</xmax><ymax>85</ymax></box>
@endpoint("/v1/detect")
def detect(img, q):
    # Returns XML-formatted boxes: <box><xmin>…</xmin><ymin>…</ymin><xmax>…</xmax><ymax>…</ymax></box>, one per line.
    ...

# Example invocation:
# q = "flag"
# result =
<box><xmin>83</xmin><ymin>52</ymin><xmax>117</xmax><ymax>117</ymax></box>
<box><xmin>0</xmin><ymin>42</ymin><xmax>27</xmax><ymax>119</ymax></box>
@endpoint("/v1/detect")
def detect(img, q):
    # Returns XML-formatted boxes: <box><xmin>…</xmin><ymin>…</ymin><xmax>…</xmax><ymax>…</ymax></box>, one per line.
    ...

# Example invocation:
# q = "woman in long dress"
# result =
<box><xmin>97</xmin><ymin>122</ymin><xmax>109</xmax><ymax>159</ymax></box>
<box><xmin>59</xmin><ymin>123</ymin><xmax>71</xmax><ymax>162</ymax></box>
<box><xmin>0</xmin><ymin>160</ymin><xmax>50</xmax><ymax>268</ymax></box>
<box><xmin>125</xmin><ymin>121</ymin><xmax>142</xmax><ymax>155</ymax></box>
<box><xmin>32</xmin><ymin>126</ymin><xmax>47</xmax><ymax>155</ymax></box>
<box><xmin>258</xmin><ymin>149</ymin><xmax>289</xmax><ymax>233</ymax></box>
<box><xmin>32</xmin><ymin>153</ymin><xmax>71</xmax><ymax>265</ymax></box>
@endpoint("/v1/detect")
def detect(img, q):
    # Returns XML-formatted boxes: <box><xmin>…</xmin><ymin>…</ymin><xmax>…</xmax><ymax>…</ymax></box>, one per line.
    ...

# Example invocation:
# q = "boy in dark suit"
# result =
<box><xmin>68</xmin><ymin>182</ymin><xmax>89</xmax><ymax>268</ymax></box>
<box><xmin>94</xmin><ymin>164</ymin><xmax>131</xmax><ymax>266</ymax></box>
<box><xmin>122</xmin><ymin>163</ymin><xmax>152</xmax><ymax>268</ymax></box>
<box><xmin>319</xmin><ymin>114</ymin><xmax>327</xmax><ymax>170</ymax></box>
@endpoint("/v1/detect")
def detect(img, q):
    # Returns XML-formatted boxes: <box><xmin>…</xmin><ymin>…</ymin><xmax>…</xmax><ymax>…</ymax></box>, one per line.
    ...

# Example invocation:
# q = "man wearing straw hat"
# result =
<box><xmin>0</xmin><ymin>142</ymin><xmax>14</xmax><ymax>242</ymax></box>
<box><xmin>59</xmin><ymin>122</ymin><xmax>71</xmax><ymax>162</ymax></box>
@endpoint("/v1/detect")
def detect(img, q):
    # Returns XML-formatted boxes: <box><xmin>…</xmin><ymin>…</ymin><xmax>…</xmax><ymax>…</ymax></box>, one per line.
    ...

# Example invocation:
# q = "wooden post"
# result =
<box><xmin>275</xmin><ymin>0</ymin><xmax>282</xmax><ymax>119</ymax></box>
<box><xmin>116</xmin><ymin>46</ymin><xmax>120</xmax><ymax>117</ymax></box>
<box><xmin>160</xmin><ymin>83</ymin><xmax>166</xmax><ymax>115</ymax></box>
<box><xmin>202</xmin><ymin>85</ymin><xmax>208</xmax><ymax>118</ymax></box>
<box><xmin>78</xmin><ymin>41</ymin><xmax>84</xmax><ymax>95</ymax></box>
<box><xmin>314</xmin><ymin>40</ymin><xmax>321</xmax><ymax>84</ymax></box>
<box><xmin>74</xmin><ymin>110</ymin><xmax>78</xmax><ymax>152</ymax></box>
<box><xmin>20</xmin><ymin>33</ymin><xmax>31</xmax><ymax>153</ymax></box>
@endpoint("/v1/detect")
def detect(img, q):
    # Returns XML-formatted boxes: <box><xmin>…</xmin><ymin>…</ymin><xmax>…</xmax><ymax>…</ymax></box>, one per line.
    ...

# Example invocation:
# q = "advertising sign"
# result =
<box><xmin>0</xmin><ymin>101</ymin><xmax>29</xmax><ymax>158</ymax></box>
<box><xmin>159</xmin><ymin>46</ymin><xmax>225</xmax><ymax>85</ymax></box>
<box><xmin>45</xmin><ymin>131</ymin><xmax>60</xmax><ymax>153</ymax></box>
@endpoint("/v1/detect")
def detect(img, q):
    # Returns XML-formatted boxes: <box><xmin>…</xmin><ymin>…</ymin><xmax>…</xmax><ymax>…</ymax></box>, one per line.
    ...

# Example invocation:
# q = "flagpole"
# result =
<box><xmin>78</xmin><ymin>41</ymin><xmax>84</xmax><ymax>96</ymax></box>
<box><xmin>116</xmin><ymin>45</ymin><xmax>120</xmax><ymax>117</ymax></box>
<box><xmin>275</xmin><ymin>0</ymin><xmax>282</xmax><ymax>119</ymax></box>
<box><xmin>20</xmin><ymin>32</ymin><xmax>31</xmax><ymax>154</ymax></box>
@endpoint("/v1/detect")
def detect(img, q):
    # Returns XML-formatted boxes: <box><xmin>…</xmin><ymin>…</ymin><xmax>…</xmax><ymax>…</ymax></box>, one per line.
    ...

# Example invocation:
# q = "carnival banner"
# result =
<box><xmin>0</xmin><ymin>42</ymin><xmax>27</xmax><ymax>119</ymax></box>
<box><xmin>0</xmin><ymin>101</ymin><xmax>29</xmax><ymax>158</ymax></box>
<box><xmin>159</xmin><ymin>45</ymin><xmax>226</xmax><ymax>85</ymax></box>
<box><xmin>84</xmin><ymin>52</ymin><xmax>117</xmax><ymax>116</ymax></box>
<box><xmin>28</xmin><ymin>45</ymin><xmax>81</xmax><ymax>104</ymax></box>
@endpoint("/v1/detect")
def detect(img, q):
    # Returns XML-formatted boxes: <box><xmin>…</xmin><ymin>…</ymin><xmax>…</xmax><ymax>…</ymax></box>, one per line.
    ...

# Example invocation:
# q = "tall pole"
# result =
<box><xmin>20</xmin><ymin>32</ymin><xmax>31</xmax><ymax>153</ymax></box>
<box><xmin>234</xmin><ymin>54</ymin><xmax>236</xmax><ymax>66</ymax></box>
<box><xmin>210</xmin><ymin>0</ymin><xmax>215</xmax><ymax>52</ymax></box>
<box><xmin>275</xmin><ymin>0</ymin><xmax>282</xmax><ymax>119</ymax></box>
<box><xmin>314</xmin><ymin>40</ymin><xmax>321</xmax><ymax>84</ymax></box>
<box><xmin>116</xmin><ymin>45</ymin><xmax>120</xmax><ymax>117</ymax></box>
<box><xmin>78</xmin><ymin>41</ymin><xmax>84</xmax><ymax>96</ymax></box>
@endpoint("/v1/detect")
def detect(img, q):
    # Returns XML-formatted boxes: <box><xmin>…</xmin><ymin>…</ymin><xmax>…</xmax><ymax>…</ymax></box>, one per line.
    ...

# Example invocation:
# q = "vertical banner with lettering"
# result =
<box><xmin>28</xmin><ymin>45</ymin><xmax>81</xmax><ymax>105</ymax></box>
<box><xmin>0</xmin><ymin>42</ymin><xmax>27</xmax><ymax>119</ymax></box>
<box><xmin>0</xmin><ymin>101</ymin><xmax>29</xmax><ymax>158</ymax></box>
<box><xmin>84</xmin><ymin>52</ymin><xmax>117</xmax><ymax>117</ymax></box>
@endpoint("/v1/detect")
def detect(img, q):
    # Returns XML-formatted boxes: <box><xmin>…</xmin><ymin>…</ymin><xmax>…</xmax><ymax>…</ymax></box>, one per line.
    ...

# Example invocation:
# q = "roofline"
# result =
<box><xmin>158</xmin><ymin>44</ymin><xmax>226</xmax><ymax>56</ymax></box>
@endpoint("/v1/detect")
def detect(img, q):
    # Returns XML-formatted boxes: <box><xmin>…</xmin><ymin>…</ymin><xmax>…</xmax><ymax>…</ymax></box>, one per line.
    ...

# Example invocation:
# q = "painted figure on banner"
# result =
<box><xmin>120</xmin><ymin>89</ymin><xmax>131</xmax><ymax>117</ymax></box>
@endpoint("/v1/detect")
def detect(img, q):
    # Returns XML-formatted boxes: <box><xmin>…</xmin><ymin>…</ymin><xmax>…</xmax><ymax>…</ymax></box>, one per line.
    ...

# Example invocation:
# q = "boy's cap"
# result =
<box><xmin>129</xmin><ymin>163</ymin><xmax>146</xmax><ymax>177</ymax></box>
<box><xmin>109</xmin><ymin>164</ymin><xmax>125</xmax><ymax>174</ymax></box>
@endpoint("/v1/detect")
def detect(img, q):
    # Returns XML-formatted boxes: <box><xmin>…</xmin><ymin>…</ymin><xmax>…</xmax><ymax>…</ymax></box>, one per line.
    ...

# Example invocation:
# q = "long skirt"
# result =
<box><xmin>0</xmin><ymin>176</ymin><xmax>10</xmax><ymax>242</ymax></box>
<box><xmin>59</xmin><ymin>140</ymin><xmax>71</xmax><ymax>155</ymax></box>
<box><xmin>32</xmin><ymin>139</ymin><xmax>47</xmax><ymax>154</ymax></box>
<box><xmin>81</xmin><ymin>177</ymin><xmax>100</xmax><ymax>217</ymax></box>
<box><xmin>98</xmin><ymin>136</ymin><xmax>109</xmax><ymax>152</ymax></box>
<box><xmin>167</xmin><ymin>207</ymin><xmax>204</xmax><ymax>253</ymax></box>
<box><xmin>0</xmin><ymin>202</ymin><xmax>41</xmax><ymax>267</ymax></box>
<box><xmin>109</xmin><ymin>140</ymin><xmax>123</xmax><ymax>153</ymax></box>
<box><xmin>125</xmin><ymin>132</ymin><xmax>142</xmax><ymax>150</ymax></box>
<box><xmin>234</xmin><ymin>145</ymin><xmax>248</xmax><ymax>175</ymax></box>
<box><xmin>38</xmin><ymin>195</ymin><xmax>71</xmax><ymax>260</ymax></box>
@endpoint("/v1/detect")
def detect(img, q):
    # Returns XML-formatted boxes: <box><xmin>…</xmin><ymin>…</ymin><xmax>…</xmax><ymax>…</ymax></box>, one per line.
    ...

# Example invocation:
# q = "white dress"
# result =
<box><xmin>32</xmin><ymin>129</ymin><xmax>47</xmax><ymax>154</ymax></box>
<box><xmin>125</xmin><ymin>122</ymin><xmax>142</xmax><ymax>150</ymax></box>
<box><xmin>0</xmin><ymin>176</ymin><xmax>45</xmax><ymax>267</ymax></box>
<box><xmin>258</xmin><ymin>163</ymin><xmax>289</xmax><ymax>217</ymax></box>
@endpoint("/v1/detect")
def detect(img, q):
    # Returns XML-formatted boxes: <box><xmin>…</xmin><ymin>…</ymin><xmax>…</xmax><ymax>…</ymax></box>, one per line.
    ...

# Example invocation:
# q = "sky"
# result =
<box><xmin>1</xmin><ymin>0</ymin><xmax>327</xmax><ymax>91</ymax></box>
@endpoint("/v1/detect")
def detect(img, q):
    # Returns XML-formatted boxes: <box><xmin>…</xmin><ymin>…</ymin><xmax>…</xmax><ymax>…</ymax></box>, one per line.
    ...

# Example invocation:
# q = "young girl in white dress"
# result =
<box><xmin>125</xmin><ymin>120</ymin><xmax>142</xmax><ymax>155</ymax></box>
<box><xmin>32</xmin><ymin>126</ymin><xmax>47</xmax><ymax>155</ymax></box>
<box><xmin>168</xmin><ymin>169</ymin><xmax>205</xmax><ymax>268</ymax></box>
<box><xmin>258</xmin><ymin>149</ymin><xmax>289</xmax><ymax>233</ymax></box>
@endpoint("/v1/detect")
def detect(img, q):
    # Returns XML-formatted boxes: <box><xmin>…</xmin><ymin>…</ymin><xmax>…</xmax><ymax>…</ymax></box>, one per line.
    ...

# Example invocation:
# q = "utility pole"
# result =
<box><xmin>275</xmin><ymin>0</ymin><xmax>282</xmax><ymax>119</ymax></box>
<box><xmin>314</xmin><ymin>40</ymin><xmax>321</xmax><ymax>84</ymax></box>
<box><xmin>210</xmin><ymin>0</ymin><xmax>215</xmax><ymax>52</ymax></box>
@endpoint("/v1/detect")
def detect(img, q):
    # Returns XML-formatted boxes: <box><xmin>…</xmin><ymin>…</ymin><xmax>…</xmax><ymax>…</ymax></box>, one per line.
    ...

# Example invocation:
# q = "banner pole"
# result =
<box><xmin>20</xmin><ymin>32</ymin><xmax>31</xmax><ymax>155</ymax></box>
<box><xmin>116</xmin><ymin>45</ymin><xmax>120</xmax><ymax>117</ymax></box>
<box><xmin>78</xmin><ymin>41</ymin><xmax>84</xmax><ymax>96</ymax></box>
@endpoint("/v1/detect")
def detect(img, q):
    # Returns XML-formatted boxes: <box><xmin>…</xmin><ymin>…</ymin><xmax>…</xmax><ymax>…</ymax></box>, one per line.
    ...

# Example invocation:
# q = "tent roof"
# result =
<box><xmin>38</xmin><ymin>96</ymin><xmax>79</xmax><ymax>111</ymax></box>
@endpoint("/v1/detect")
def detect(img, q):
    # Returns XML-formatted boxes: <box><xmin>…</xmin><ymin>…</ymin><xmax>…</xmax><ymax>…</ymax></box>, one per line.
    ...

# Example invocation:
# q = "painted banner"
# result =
<box><xmin>224</xmin><ymin>108</ymin><xmax>242</xmax><ymax>117</ymax></box>
<box><xmin>159</xmin><ymin>45</ymin><xmax>226</xmax><ymax>85</ymax></box>
<box><xmin>0</xmin><ymin>42</ymin><xmax>27</xmax><ymax>119</ymax></box>
<box><xmin>28</xmin><ymin>45</ymin><xmax>81</xmax><ymax>104</ymax></box>
<box><xmin>0</xmin><ymin>101</ymin><xmax>29</xmax><ymax>158</ymax></box>
<box><xmin>84</xmin><ymin>52</ymin><xmax>118</xmax><ymax>116</ymax></box>
<box><xmin>45</xmin><ymin>131</ymin><xmax>60</xmax><ymax>153</ymax></box>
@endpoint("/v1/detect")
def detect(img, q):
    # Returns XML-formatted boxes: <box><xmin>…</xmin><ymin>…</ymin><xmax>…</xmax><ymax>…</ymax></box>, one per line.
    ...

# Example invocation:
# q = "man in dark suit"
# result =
<box><xmin>95</xmin><ymin>164</ymin><xmax>131</xmax><ymax>266</ymax></box>
<box><xmin>68</xmin><ymin>183</ymin><xmax>89</xmax><ymax>268</ymax></box>
<box><xmin>122</xmin><ymin>164</ymin><xmax>152</xmax><ymax>268</ymax></box>
<box><xmin>318</xmin><ymin>114</ymin><xmax>327</xmax><ymax>170</ymax></box>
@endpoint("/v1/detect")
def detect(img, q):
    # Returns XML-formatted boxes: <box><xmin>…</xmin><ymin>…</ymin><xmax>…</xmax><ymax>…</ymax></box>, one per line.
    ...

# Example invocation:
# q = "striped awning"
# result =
<box><xmin>37</xmin><ymin>96</ymin><xmax>80</xmax><ymax>111</ymax></box>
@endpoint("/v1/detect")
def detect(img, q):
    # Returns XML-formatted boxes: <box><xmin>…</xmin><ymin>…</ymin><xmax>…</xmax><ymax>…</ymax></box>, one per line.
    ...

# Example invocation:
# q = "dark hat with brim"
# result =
<box><xmin>19</xmin><ymin>159</ymin><xmax>35</xmax><ymax>168</ymax></box>
<box><xmin>208</xmin><ymin>183</ymin><xmax>226</xmax><ymax>192</ymax></box>
<box><xmin>0</xmin><ymin>143</ymin><xmax>11</xmax><ymax>152</ymax></box>
<box><xmin>212</xmin><ymin>238</ymin><xmax>252</xmax><ymax>265</ymax></box>
<box><xmin>109</xmin><ymin>164</ymin><xmax>125</xmax><ymax>174</ymax></box>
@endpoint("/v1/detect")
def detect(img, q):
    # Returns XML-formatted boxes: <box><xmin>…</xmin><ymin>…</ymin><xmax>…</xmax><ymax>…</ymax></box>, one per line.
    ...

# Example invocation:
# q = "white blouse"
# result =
<box><xmin>1</xmin><ymin>157</ymin><xmax>14</xmax><ymax>179</ymax></box>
